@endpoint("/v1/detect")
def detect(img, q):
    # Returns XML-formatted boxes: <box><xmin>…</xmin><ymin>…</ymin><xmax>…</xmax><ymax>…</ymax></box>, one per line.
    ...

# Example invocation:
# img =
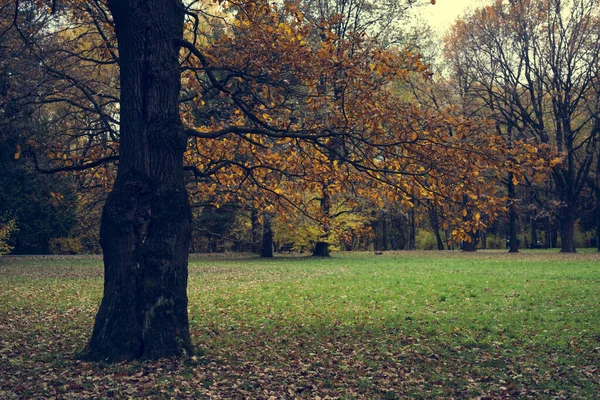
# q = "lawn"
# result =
<box><xmin>1</xmin><ymin>250</ymin><xmax>599</xmax><ymax>399</ymax></box>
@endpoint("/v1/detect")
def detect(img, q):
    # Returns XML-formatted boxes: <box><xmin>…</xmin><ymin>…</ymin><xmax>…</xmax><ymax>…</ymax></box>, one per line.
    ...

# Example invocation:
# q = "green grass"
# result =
<box><xmin>1</xmin><ymin>250</ymin><xmax>599</xmax><ymax>398</ymax></box>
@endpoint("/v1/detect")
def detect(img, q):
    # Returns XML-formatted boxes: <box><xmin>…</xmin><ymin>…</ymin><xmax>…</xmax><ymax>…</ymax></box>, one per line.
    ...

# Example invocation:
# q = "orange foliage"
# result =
<box><xmin>5</xmin><ymin>0</ymin><xmax>550</xmax><ymax>243</ymax></box>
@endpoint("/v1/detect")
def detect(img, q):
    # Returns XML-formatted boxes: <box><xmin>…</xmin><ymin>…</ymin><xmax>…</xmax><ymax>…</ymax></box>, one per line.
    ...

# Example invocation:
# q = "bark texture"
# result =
<box><xmin>560</xmin><ymin>204</ymin><xmax>577</xmax><ymax>253</ymax></box>
<box><xmin>84</xmin><ymin>0</ymin><xmax>192</xmax><ymax>361</ymax></box>
<box><xmin>261</xmin><ymin>214</ymin><xmax>273</xmax><ymax>258</ymax></box>
<box><xmin>428</xmin><ymin>204</ymin><xmax>444</xmax><ymax>251</ymax></box>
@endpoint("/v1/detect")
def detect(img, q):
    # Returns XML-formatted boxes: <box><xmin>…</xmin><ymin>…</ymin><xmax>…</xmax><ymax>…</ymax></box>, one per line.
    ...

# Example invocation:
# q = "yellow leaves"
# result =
<box><xmin>511</xmin><ymin>175</ymin><xmax>519</xmax><ymax>186</ymax></box>
<box><xmin>0</xmin><ymin>218</ymin><xmax>18</xmax><ymax>255</ymax></box>
<box><xmin>14</xmin><ymin>145</ymin><xmax>21</xmax><ymax>160</ymax></box>
<box><xmin>49</xmin><ymin>192</ymin><xmax>65</xmax><ymax>207</ymax></box>
<box><xmin>549</xmin><ymin>156</ymin><xmax>563</xmax><ymax>167</ymax></box>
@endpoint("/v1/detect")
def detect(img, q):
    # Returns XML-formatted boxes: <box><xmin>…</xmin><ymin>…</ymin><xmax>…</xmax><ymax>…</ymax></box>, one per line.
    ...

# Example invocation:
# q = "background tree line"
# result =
<box><xmin>2</xmin><ymin>0</ymin><xmax>598</xmax><ymax>258</ymax></box>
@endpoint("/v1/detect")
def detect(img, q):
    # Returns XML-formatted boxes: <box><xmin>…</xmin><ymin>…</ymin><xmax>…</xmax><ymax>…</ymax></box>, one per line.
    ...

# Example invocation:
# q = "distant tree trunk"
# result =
<box><xmin>313</xmin><ymin>185</ymin><xmax>331</xmax><ymax>257</ymax></box>
<box><xmin>551</xmin><ymin>224</ymin><xmax>558</xmax><ymax>249</ymax></box>
<box><xmin>462</xmin><ymin>237</ymin><xmax>477</xmax><ymax>252</ymax></box>
<box><xmin>530</xmin><ymin>216</ymin><xmax>539</xmax><ymax>249</ymax></box>
<box><xmin>428</xmin><ymin>204</ymin><xmax>444</xmax><ymax>250</ymax></box>
<box><xmin>84</xmin><ymin>0</ymin><xmax>192</xmax><ymax>361</ymax></box>
<box><xmin>390</xmin><ymin>212</ymin><xmax>406</xmax><ymax>250</ymax></box>
<box><xmin>507</xmin><ymin>173</ymin><xmax>519</xmax><ymax>253</ymax></box>
<box><xmin>406</xmin><ymin>207</ymin><xmax>416</xmax><ymax>250</ymax></box>
<box><xmin>261</xmin><ymin>214</ymin><xmax>273</xmax><ymax>258</ymax></box>
<box><xmin>445</xmin><ymin>230</ymin><xmax>454</xmax><ymax>250</ymax></box>
<box><xmin>371</xmin><ymin>214</ymin><xmax>380</xmax><ymax>250</ymax></box>
<box><xmin>312</xmin><ymin>242</ymin><xmax>329</xmax><ymax>257</ymax></box>
<box><xmin>251</xmin><ymin>208</ymin><xmax>261</xmax><ymax>254</ymax></box>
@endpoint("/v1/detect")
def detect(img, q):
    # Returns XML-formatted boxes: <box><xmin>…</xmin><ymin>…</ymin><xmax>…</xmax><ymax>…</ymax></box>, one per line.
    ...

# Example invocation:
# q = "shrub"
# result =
<box><xmin>49</xmin><ymin>237</ymin><xmax>84</xmax><ymax>255</ymax></box>
<box><xmin>415</xmin><ymin>229</ymin><xmax>437</xmax><ymax>250</ymax></box>
<box><xmin>487</xmin><ymin>235</ymin><xmax>505</xmax><ymax>250</ymax></box>
<box><xmin>0</xmin><ymin>219</ymin><xmax>18</xmax><ymax>255</ymax></box>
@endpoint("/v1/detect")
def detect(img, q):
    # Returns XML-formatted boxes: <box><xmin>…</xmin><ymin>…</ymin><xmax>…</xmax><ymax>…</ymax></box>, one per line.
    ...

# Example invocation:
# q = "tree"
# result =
<box><xmin>0</xmin><ymin>2</ymin><xmax>80</xmax><ymax>254</ymax></box>
<box><xmin>444</xmin><ymin>0</ymin><xmax>600</xmax><ymax>252</ymax></box>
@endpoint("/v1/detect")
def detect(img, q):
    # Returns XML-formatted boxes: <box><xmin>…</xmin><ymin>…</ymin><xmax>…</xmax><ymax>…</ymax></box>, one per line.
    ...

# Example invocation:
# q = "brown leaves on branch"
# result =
<box><xmin>175</xmin><ymin>0</ymin><xmax>544</xmax><ymax>241</ymax></box>
<box><xmin>2</xmin><ymin>0</ymin><xmax>553</xmax><ymax>242</ymax></box>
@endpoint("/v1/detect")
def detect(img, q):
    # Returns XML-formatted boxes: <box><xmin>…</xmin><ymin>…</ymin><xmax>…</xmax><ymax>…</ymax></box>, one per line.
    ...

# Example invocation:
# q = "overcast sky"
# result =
<box><xmin>408</xmin><ymin>0</ymin><xmax>493</xmax><ymax>36</ymax></box>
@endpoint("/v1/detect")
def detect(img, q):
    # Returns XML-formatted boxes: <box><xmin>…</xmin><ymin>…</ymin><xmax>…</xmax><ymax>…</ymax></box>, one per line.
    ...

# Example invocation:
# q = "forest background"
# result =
<box><xmin>1</xmin><ymin>0</ymin><xmax>599</xmax><ymax>258</ymax></box>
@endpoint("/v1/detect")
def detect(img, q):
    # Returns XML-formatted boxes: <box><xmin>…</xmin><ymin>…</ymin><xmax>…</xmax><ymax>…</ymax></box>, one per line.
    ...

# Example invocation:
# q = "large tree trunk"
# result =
<box><xmin>560</xmin><ymin>204</ymin><xmax>577</xmax><ymax>253</ymax></box>
<box><xmin>530</xmin><ymin>216</ymin><xmax>539</xmax><ymax>249</ymax></box>
<box><xmin>507</xmin><ymin>173</ymin><xmax>519</xmax><ymax>253</ymax></box>
<box><xmin>83</xmin><ymin>0</ymin><xmax>192</xmax><ymax>362</ymax></box>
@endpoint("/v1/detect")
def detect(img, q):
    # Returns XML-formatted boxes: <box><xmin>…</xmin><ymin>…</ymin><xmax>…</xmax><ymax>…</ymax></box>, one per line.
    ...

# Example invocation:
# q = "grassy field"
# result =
<box><xmin>1</xmin><ymin>250</ymin><xmax>599</xmax><ymax>399</ymax></box>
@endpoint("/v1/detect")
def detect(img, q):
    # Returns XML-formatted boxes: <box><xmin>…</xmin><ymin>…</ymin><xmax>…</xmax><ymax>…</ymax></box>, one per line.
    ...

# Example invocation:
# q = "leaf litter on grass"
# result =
<box><xmin>1</xmin><ymin>251</ymin><xmax>599</xmax><ymax>398</ymax></box>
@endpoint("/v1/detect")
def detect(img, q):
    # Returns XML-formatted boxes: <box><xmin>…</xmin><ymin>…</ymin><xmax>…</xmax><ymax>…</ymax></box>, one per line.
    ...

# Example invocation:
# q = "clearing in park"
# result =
<box><xmin>1</xmin><ymin>250</ymin><xmax>599</xmax><ymax>398</ymax></box>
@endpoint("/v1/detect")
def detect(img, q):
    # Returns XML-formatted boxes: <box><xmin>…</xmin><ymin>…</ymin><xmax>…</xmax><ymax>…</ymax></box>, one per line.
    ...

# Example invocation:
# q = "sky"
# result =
<box><xmin>408</xmin><ymin>0</ymin><xmax>493</xmax><ymax>36</ymax></box>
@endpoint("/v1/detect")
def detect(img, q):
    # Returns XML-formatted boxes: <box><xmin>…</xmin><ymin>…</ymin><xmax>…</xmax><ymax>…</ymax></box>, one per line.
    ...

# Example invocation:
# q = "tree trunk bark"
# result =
<box><xmin>251</xmin><ymin>208</ymin><xmax>261</xmax><ymax>254</ymax></box>
<box><xmin>83</xmin><ymin>0</ymin><xmax>192</xmax><ymax>362</ymax></box>
<box><xmin>544</xmin><ymin>219</ymin><xmax>551</xmax><ymax>249</ymax></box>
<box><xmin>560</xmin><ymin>205</ymin><xmax>577</xmax><ymax>253</ymax></box>
<box><xmin>507</xmin><ymin>174</ymin><xmax>519</xmax><ymax>253</ymax></box>
<box><xmin>313</xmin><ymin>185</ymin><xmax>331</xmax><ymax>257</ymax></box>
<box><xmin>406</xmin><ymin>207</ymin><xmax>416</xmax><ymax>250</ymax></box>
<box><xmin>261</xmin><ymin>213</ymin><xmax>273</xmax><ymax>258</ymax></box>
<box><xmin>530</xmin><ymin>216</ymin><xmax>538</xmax><ymax>249</ymax></box>
<box><xmin>480</xmin><ymin>230</ymin><xmax>487</xmax><ymax>250</ymax></box>
<box><xmin>428</xmin><ymin>204</ymin><xmax>444</xmax><ymax>250</ymax></box>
